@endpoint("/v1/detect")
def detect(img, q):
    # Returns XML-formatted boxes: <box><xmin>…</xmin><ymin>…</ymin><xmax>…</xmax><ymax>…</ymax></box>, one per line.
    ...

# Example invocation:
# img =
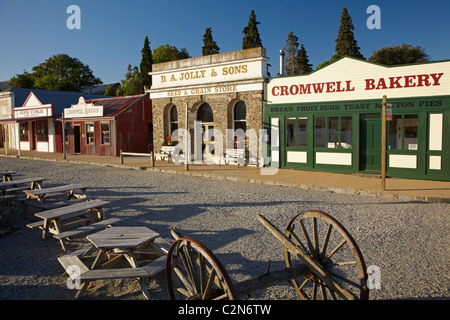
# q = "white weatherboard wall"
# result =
<box><xmin>267</xmin><ymin>58</ymin><xmax>450</xmax><ymax>104</ymax></box>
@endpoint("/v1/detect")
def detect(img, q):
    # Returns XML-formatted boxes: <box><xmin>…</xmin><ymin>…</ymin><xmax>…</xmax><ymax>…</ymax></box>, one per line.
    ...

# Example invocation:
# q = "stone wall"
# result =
<box><xmin>151</xmin><ymin>90</ymin><xmax>264</xmax><ymax>152</ymax></box>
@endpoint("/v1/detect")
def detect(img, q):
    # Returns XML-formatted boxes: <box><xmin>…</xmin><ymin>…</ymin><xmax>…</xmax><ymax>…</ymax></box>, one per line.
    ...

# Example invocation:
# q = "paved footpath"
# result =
<box><xmin>1</xmin><ymin>149</ymin><xmax>449</xmax><ymax>203</ymax></box>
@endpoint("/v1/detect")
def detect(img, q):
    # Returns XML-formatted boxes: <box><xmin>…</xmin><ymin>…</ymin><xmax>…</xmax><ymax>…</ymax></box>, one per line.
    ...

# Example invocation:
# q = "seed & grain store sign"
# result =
<box><xmin>267</xmin><ymin>57</ymin><xmax>450</xmax><ymax>104</ymax></box>
<box><xmin>149</xmin><ymin>54</ymin><xmax>267</xmax><ymax>99</ymax></box>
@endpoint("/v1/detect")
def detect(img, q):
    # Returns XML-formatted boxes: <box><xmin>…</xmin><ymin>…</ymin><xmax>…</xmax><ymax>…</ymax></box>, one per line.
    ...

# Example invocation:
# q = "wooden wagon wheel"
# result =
<box><xmin>166</xmin><ymin>237</ymin><xmax>239</xmax><ymax>300</ymax></box>
<box><xmin>284</xmin><ymin>210</ymin><xmax>369</xmax><ymax>300</ymax></box>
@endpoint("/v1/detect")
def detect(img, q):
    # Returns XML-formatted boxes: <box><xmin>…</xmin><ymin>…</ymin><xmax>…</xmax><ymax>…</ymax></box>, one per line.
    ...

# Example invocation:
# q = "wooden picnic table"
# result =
<box><xmin>0</xmin><ymin>171</ymin><xmax>16</xmax><ymax>182</ymax></box>
<box><xmin>0</xmin><ymin>177</ymin><xmax>46</xmax><ymax>195</ymax></box>
<box><xmin>78</xmin><ymin>226</ymin><xmax>166</xmax><ymax>299</ymax></box>
<box><xmin>30</xmin><ymin>199</ymin><xmax>111</xmax><ymax>250</ymax></box>
<box><xmin>24</xmin><ymin>183</ymin><xmax>88</xmax><ymax>204</ymax></box>
<box><xmin>58</xmin><ymin>226</ymin><xmax>169</xmax><ymax>299</ymax></box>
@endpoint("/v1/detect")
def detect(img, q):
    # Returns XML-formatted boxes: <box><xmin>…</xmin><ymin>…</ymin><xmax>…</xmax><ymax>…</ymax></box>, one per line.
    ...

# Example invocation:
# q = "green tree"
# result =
<box><xmin>242</xmin><ymin>10</ymin><xmax>263</xmax><ymax>49</ymax></box>
<box><xmin>283</xmin><ymin>32</ymin><xmax>300</xmax><ymax>75</ymax></box>
<box><xmin>140</xmin><ymin>36</ymin><xmax>153</xmax><ymax>89</ymax></box>
<box><xmin>117</xmin><ymin>65</ymin><xmax>143</xmax><ymax>96</ymax></box>
<box><xmin>30</xmin><ymin>54</ymin><xmax>102</xmax><ymax>91</ymax></box>
<box><xmin>202</xmin><ymin>27</ymin><xmax>220</xmax><ymax>56</ymax></box>
<box><xmin>104</xmin><ymin>84</ymin><xmax>117</xmax><ymax>96</ymax></box>
<box><xmin>9</xmin><ymin>71</ymin><xmax>34</xmax><ymax>89</ymax></box>
<box><xmin>152</xmin><ymin>44</ymin><xmax>190</xmax><ymax>64</ymax></box>
<box><xmin>331</xmin><ymin>7</ymin><xmax>364</xmax><ymax>62</ymax></box>
<box><xmin>297</xmin><ymin>45</ymin><xmax>313</xmax><ymax>74</ymax></box>
<box><xmin>315</xmin><ymin>60</ymin><xmax>330</xmax><ymax>70</ymax></box>
<box><xmin>369</xmin><ymin>43</ymin><xmax>430</xmax><ymax>65</ymax></box>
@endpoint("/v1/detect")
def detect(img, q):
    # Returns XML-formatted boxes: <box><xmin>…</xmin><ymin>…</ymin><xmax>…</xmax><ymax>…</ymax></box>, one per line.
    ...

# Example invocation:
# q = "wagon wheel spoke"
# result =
<box><xmin>299</xmin><ymin>219</ymin><xmax>315</xmax><ymax>255</ymax></box>
<box><xmin>286</xmin><ymin>225</ymin><xmax>308</xmax><ymax>253</ymax></box>
<box><xmin>284</xmin><ymin>210</ymin><xmax>369</xmax><ymax>300</ymax></box>
<box><xmin>166</xmin><ymin>237</ymin><xmax>238</xmax><ymax>300</ymax></box>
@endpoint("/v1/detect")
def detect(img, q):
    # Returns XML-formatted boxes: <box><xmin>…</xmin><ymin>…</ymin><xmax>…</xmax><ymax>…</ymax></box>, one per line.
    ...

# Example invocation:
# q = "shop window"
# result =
<box><xmin>101</xmin><ymin>123</ymin><xmax>110</xmax><ymax>144</ymax></box>
<box><xmin>86</xmin><ymin>123</ymin><xmax>95</xmax><ymax>144</ymax></box>
<box><xmin>340</xmin><ymin>116</ymin><xmax>352</xmax><ymax>149</ymax></box>
<box><xmin>328</xmin><ymin>117</ymin><xmax>339</xmax><ymax>148</ymax></box>
<box><xmin>19</xmin><ymin>123</ymin><xmax>29</xmax><ymax>141</ymax></box>
<box><xmin>233</xmin><ymin>101</ymin><xmax>246</xmax><ymax>132</ymax></box>
<box><xmin>286</xmin><ymin>117</ymin><xmax>307</xmax><ymax>147</ymax></box>
<box><xmin>36</xmin><ymin>121</ymin><xmax>48</xmax><ymax>142</ymax></box>
<box><xmin>169</xmin><ymin>105</ymin><xmax>178</xmax><ymax>136</ymax></box>
<box><xmin>197</xmin><ymin>103</ymin><xmax>213</xmax><ymax>122</ymax></box>
<box><xmin>389</xmin><ymin>114</ymin><xmax>418</xmax><ymax>150</ymax></box>
<box><xmin>315</xmin><ymin>116</ymin><xmax>352</xmax><ymax>149</ymax></box>
<box><xmin>404</xmin><ymin>115</ymin><xmax>418</xmax><ymax>150</ymax></box>
<box><xmin>314</xmin><ymin>117</ymin><xmax>326</xmax><ymax>147</ymax></box>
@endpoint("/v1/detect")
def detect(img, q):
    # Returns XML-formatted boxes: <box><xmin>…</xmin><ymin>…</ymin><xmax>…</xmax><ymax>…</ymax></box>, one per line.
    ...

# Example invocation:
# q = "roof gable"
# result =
<box><xmin>267</xmin><ymin>57</ymin><xmax>450</xmax><ymax>104</ymax></box>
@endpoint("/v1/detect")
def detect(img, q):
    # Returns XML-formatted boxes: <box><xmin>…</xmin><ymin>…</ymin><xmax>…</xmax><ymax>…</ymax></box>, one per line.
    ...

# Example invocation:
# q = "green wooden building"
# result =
<box><xmin>264</xmin><ymin>57</ymin><xmax>450</xmax><ymax>181</ymax></box>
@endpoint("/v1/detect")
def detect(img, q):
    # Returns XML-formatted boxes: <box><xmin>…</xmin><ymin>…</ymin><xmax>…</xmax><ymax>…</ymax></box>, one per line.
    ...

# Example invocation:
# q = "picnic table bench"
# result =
<box><xmin>27</xmin><ymin>199</ymin><xmax>115</xmax><ymax>250</ymax></box>
<box><xmin>24</xmin><ymin>183</ymin><xmax>88</xmax><ymax>204</ymax></box>
<box><xmin>58</xmin><ymin>226</ymin><xmax>171</xmax><ymax>299</ymax></box>
<box><xmin>0</xmin><ymin>171</ymin><xmax>16</xmax><ymax>182</ymax></box>
<box><xmin>0</xmin><ymin>177</ymin><xmax>46</xmax><ymax>195</ymax></box>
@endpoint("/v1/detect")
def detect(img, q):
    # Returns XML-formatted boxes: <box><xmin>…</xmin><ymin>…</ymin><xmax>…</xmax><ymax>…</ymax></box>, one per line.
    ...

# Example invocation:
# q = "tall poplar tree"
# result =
<box><xmin>297</xmin><ymin>45</ymin><xmax>313</xmax><ymax>74</ymax></box>
<box><xmin>331</xmin><ymin>7</ymin><xmax>364</xmax><ymax>62</ymax></box>
<box><xmin>242</xmin><ymin>10</ymin><xmax>263</xmax><ymax>49</ymax></box>
<box><xmin>202</xmin><ymin>27</ymin><xmax>220</xmax><ymax>56</ymax></box>
<box><xmin>140</xmin><ymin>36</ymin><xmax>153</xmax><ymax>89</ymax></box>
<box><xmin>283</xmin><ymin>32</ymin><xmax>300</xmax><ymax>75</ymax></box>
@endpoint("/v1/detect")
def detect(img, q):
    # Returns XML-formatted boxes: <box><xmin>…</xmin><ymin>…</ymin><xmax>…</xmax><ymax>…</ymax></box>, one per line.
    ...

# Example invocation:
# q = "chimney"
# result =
<box><xmin>279</xmin><ymin>50</ymin><xmax>285</xmax><ymax>76</ymax></box>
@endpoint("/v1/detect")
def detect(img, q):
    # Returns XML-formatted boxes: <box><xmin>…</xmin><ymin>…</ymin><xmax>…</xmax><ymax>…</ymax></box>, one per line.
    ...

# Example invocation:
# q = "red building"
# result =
<box><xmin>62</xmin><ymin>94</ymin><xmax>153</xmax><ymax>156</ymax></box>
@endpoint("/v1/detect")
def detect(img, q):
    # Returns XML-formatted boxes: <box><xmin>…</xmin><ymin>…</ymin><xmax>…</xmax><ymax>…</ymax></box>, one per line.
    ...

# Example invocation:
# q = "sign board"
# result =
<box><xmin>148</xmin><ymin>48</ymin><xmax>268</xmax><ymax>99</ymax></box>
<box><xmin>267</xmin><ymin>57</ymin><xmax>450</xmax><ymax>104</ymax></box>
<box><xmin>15</xmin><ymin>107</ymin><xmax>52</xmax><ymax>118</ymax></box>
<box><xmin>64</xmin><ymin>97</ymin><xmax>103</xmax><ymax>118</ymax></box>
<box><xmin>385</xmin><ymin>103</ymin><xmax>393</xmax><ymax>121</ymax></box>
<box><xmin>0</xmin><ymin>97</ymin><xmax>12</xmax><ymax>119</ymax></box>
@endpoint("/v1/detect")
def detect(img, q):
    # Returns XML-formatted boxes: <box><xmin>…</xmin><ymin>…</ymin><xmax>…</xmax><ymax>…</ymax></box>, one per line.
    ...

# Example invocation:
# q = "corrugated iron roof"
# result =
<box><xmin>8</xmin><ymin>88</ymin><xmax>104</xmax><ymax>116</ymax></box>
<box><xmin>84</xmin><ymin>94</ymin><xmax>147</xmax><ymax>118</ymax></box>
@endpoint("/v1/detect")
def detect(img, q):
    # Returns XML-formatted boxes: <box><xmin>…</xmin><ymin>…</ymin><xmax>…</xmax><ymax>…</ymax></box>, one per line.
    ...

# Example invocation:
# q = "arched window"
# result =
<box><xmin>196</xmin><ymin>103</ymin><xmax>214</xmax><ymax>157</ymax></box>
<box><xmin>197</xmin><ymin>103</ymin><xmax>213</xmax><ymax>122</ymax></box>
<box><xmin>233</xmin><ymin>101</ymin><xmax>246</xmax><ymax>132</ymax></box>
<box><xmin>169</xmin><ymin>105</ymin><xmax>178</xmax><ymax>135</ymax></box>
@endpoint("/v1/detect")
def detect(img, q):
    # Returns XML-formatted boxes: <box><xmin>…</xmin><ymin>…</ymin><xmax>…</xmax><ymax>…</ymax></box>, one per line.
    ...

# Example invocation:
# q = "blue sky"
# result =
<box><xmin>1</xmin><ymin>0</ymin><xmax>449</xmax><ymax>84</ymax></box>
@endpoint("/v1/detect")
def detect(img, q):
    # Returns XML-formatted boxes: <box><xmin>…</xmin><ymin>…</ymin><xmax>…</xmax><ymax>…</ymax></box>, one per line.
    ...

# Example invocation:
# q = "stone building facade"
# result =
<box><xmin>147</xmin><ymin>48</ymin><xmax>269</xmax><ymax>164</ymax></box>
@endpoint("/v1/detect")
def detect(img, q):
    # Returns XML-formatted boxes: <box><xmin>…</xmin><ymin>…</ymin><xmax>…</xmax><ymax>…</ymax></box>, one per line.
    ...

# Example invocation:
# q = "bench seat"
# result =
<box><xmin>54</xmin><ymin>217</ymin><xmax>123</xmax><ymax>241</ymax></box>
<box><xmin>58</xmin><ymin>253</ymin><xmax>167</xmax><ymax>299</ymax></box>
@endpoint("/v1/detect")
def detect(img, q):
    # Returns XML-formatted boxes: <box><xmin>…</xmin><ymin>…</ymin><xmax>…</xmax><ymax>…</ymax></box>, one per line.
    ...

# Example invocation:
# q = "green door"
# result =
<box><xmin>360</xmin><ymin>116</ymin><xmax>381</xmax><ymax>172</ymax></box>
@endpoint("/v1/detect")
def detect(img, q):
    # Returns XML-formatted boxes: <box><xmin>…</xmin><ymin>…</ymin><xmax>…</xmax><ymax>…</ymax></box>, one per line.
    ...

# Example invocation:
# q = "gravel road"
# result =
<box><xmin>0</xmin><ymin>157</ymin><xmax>448</xmax><ymax>300</ymax></box>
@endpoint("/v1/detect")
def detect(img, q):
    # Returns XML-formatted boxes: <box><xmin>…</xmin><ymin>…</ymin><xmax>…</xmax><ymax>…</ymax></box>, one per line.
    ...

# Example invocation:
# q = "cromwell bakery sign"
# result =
<box><xmin>267</xmin><ymin>57</ymin><xmax>450</xmax><ymax>103</ymax></box>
